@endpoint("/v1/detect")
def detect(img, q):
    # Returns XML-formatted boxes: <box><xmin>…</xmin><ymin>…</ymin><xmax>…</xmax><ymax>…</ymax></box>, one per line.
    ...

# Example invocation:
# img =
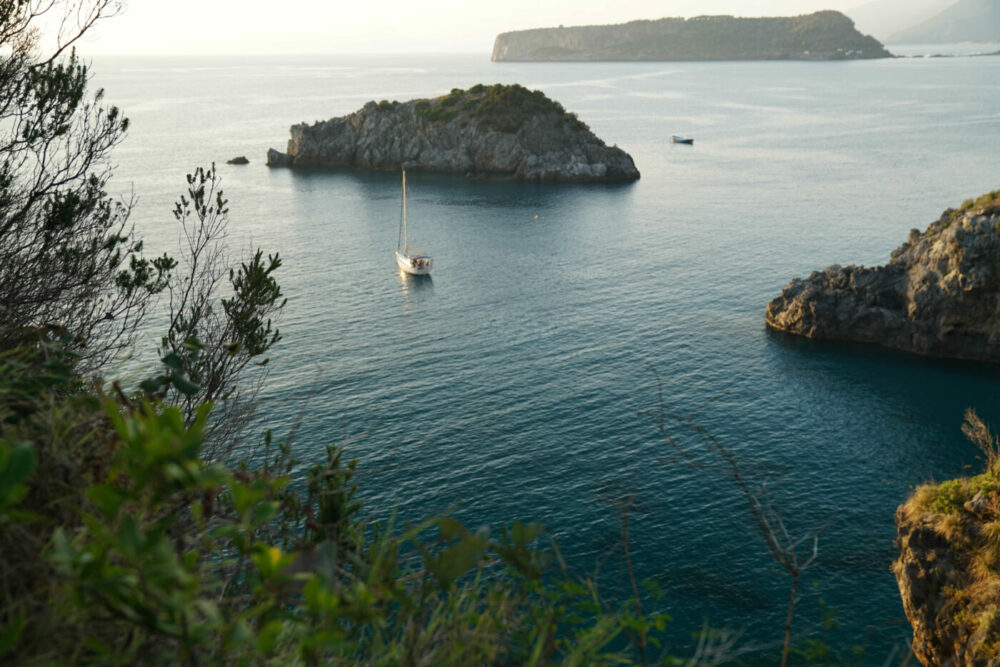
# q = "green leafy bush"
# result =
<box><xmin>0</xmin><ymin>340</ymin><xmax>674</xmax><ymax>664</ymax></box>
<box><xmin>412</xmin><ymin>83</ymin><xmax>591</xmax><ymax>135</ymax></box>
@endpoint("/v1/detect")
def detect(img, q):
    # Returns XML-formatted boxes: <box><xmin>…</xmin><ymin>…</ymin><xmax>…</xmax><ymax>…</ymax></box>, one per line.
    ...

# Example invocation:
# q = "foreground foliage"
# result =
<box><xmin>0</xmin><ymin>0</ymin><xmax>173</xmax><ymax>371</ymax></box>
<box><xmin>0</xmin><ymin>342</ymin><xmax>683</xmax><ymax>665</ymax></box>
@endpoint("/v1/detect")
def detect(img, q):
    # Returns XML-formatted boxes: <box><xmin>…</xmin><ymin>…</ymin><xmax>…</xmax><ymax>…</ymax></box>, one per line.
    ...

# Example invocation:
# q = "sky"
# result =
<box><xmin>78</xmin><ymin>0</ymin><xmax>874</xmax><ymax>56</ymax></box>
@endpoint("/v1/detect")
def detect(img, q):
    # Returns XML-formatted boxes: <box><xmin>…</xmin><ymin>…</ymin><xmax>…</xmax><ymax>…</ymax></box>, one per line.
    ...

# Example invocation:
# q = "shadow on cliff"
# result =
<box><xmin>765</xmin><ymin>327</ymin><xmax>1000</xmax><ymax>379</ymax></box>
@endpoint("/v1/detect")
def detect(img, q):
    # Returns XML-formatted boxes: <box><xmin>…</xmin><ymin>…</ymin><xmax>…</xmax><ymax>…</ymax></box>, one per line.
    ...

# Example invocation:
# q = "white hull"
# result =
<box><xmin>396</xmin><ymin>250</ymin><xmax>433</xmax><ymax>275</ymax></box>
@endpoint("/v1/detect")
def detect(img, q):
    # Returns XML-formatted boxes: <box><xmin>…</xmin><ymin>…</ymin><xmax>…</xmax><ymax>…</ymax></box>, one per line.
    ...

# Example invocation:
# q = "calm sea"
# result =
<box><xmin>91</xmin><ymin>47</ymin><xmax>1000</xmax><ymax>659</ymax></box>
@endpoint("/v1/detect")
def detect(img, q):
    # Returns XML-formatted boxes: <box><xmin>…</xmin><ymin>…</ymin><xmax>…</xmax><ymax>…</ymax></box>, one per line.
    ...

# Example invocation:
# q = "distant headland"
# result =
<box><xmin>766</xmin><ymin>188</ymin><xmax>1000</xmax><ymax>362</ymax></box>
<box><xmin>887</xmin><ymin>0</ymin><xmax>1000</xmax><ymax>45</ymax></box>
<box><xmin>266</xmin><ymin>84</ymin><xmax>639</xmax><ymax>183</ymax></box>
<box><xmin>491</xmin><ymin>11</ymin><xmax>890</xmax><ymax>62</ymax></box>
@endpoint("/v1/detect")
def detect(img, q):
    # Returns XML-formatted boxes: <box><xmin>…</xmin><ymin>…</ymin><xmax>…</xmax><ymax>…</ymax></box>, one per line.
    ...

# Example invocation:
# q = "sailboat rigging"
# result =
<box><xmin>395</xmin><ymin>169</ymin><xmax>433</xmax><ymax>275</ymax></box>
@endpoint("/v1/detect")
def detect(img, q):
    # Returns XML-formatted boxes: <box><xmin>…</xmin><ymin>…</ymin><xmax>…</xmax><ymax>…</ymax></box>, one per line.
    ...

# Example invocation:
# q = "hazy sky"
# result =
<box><xmin>81</xmin><ymin>0</ymin><xmax>873</xmax><ymax>56</ymax></box>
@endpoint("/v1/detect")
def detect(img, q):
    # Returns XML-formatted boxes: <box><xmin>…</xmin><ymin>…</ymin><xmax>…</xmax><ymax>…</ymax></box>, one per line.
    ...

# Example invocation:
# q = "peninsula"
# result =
<box><xmin>491</xmin><ymin>11</ymin><xmax>890</xmax><ymax>62</ymax></box>
<box><xmin>266</xmin><ymin>84</ymin><xmax>639</xmax><ymax>183</ymax></box>
<box><xmin>765</xmin><ymin>189</ymin><xmax>1000</xmax><ymax>362</ymax></box>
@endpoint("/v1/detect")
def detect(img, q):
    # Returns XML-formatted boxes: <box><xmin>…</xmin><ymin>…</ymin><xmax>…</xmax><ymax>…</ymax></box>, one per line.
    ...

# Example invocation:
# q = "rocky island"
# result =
<box><xmin>266</xmin><ymin>84</ymin><xmax>639</xmax><ymax>182</ymax></box>
<box><xmin>491</xmin><ymin>11</ymin><xmax>890</xmax><ymax>62</ymax></box>
<box><xmin>766</xmin><ymin>189</ymin><xmax>1000</xmax><ymax>362</ymax></box>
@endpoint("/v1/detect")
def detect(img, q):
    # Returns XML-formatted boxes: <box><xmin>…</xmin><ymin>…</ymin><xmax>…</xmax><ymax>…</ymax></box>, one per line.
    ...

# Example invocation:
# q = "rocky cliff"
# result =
<box><xmin>894</xmin><ymin>430</ymin><xmax>1000</xmax><ymax>665</ymax></box>
<box><xmin>266</xmin><ymin>84</ymin><xmax>639</xmax><ymax>183</ymax></box>
<box><xmin>491</xmin><ymin>11</ymin><xmax>890</xmax><ymax>62</ymax></box>
<box><xmin>765</xmin><ymin>189</ymin><xmax>1000</xmax><ymax>361</ymax></box>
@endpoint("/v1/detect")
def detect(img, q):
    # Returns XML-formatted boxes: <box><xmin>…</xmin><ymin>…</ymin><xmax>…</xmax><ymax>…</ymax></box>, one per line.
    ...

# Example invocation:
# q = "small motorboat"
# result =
<box><xmin>671</xmin><ymin>135</ymin><xmax>694</xmax><ymax>145</ymax></box>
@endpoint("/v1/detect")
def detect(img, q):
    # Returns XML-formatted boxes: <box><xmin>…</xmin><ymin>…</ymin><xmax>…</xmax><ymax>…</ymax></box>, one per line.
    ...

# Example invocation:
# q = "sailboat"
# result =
<box><xmin>395</xmin><ymin>169</ymin><xmax>433</xmax><ymax>275</ymax></box>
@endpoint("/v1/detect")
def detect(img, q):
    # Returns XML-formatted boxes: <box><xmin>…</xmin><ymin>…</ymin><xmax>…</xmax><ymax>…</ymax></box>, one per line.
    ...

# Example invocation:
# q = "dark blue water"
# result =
<box><xmin>92</xmin><ymin>51</ymin><xmax>1000</xmax><ymax>658</ymax></box>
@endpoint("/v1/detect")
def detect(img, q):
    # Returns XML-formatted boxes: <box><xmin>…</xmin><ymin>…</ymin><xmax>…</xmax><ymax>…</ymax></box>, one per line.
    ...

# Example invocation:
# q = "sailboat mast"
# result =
<box><xmin>402</xmin><ymin>169</ymin><xmax>408</xmax><ymax>253</ymax></box>
<box><xmin>397</xmin><ymin>169</ymin><xmax>406</xmax><ymax>253</ymax></box>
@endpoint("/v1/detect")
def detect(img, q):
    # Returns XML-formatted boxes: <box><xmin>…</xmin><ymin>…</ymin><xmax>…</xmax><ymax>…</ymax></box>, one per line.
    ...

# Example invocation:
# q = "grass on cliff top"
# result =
<box><xmin>380</xmin><ymin>83</ymin><xmax>590</xmax><ymax>135</ymax></box>
<box><xmin>918</xmin><ymin>188</ymin><xmax>1000</xmax><ymax>237</ymax></box>
<box><xmin>946</xmin><ymin>188</ymin><xmax>1000</xmax><ymax>226</ymax></box>
<box><xmin>905</xmin><ymin>409</ymin><xmax>1000</xmax><ymax>521</ymax></box>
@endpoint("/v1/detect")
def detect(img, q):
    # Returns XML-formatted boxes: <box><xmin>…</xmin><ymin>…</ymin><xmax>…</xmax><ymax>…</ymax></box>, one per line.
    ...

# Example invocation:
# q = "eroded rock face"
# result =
<box><xmin>894</xmin><ymin>509</ymin><xmax>969</xmax><ymax>666</ymax></box>
<box><xmin>766</xmin><ymin>195</ymin><xmax>1000</xmax><ymax>361</ymax></box>
<box><xmin>265</xmin><ymin>84</ymin><xmax>639</xmax><ymax>183</ymax></box>
<box><xmin>894</xmin><ymin>487</ymin><xmax>1000</xmax><ymax>666</ymax></box>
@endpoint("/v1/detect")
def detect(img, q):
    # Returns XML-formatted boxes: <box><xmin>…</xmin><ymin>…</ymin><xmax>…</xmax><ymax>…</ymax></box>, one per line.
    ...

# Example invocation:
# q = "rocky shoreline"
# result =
<box><xmin>266</xmin><ymin>84</ymin><xmax>639</xmax><ymax>183</ymax></box>
<box><xmin>766</xmin><ymin>190</ymin><xmax>1000</xmax><ymax>362</ymax></box>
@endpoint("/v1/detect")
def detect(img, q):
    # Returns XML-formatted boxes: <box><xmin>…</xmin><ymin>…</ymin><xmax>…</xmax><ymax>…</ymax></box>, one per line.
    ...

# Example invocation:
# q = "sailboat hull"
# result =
<box><xmin>396</xmin><ymin>250</ymin><xmax>433</xmax><ymax>275</ymax></box>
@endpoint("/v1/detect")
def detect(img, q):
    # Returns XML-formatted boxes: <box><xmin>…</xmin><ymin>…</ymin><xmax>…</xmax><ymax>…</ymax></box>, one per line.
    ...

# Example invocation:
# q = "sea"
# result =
<box><xmin>91</xmin><ymin>44</ymin><xmax>1000</xmax><ymax>661</ymax></box>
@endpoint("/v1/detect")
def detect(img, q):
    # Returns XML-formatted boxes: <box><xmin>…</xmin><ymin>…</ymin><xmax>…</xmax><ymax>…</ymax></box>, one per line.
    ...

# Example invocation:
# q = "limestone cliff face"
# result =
<box><xmin>492</xmin><ymin>11</ymin><xmax>890</xmax><ymax>62</ymax></box>
<box><xmin>895</xmin><ymin>508</ymin><xmax>973</xmax><ymax>665</ymax></box>
<box><xmin>266</xmin><ymin>84</ymin><xmax>639</xmax><ymax>183</ymax></box>
<box><xmin>894</xmin><ymin>476</ymin><xmax>1000</xmax><ymax>665</ymax></box>
<box><xmin>766</xmin><ymin>190</ymin><xmax>1000</xmax><ymax>361</ymax></box>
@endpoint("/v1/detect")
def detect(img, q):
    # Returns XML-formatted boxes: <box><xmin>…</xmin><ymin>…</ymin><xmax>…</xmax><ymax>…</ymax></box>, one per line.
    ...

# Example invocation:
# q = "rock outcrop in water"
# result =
<box><xmin>266</xmin><ymin>84</ymin><xmax>639</xmax><ymax>183</ymax></box>
<box><xmin>765</xmin><ymin>189</ymin><xmax>1000</xmax><ymax>361</ymax></box>
<box><xmin>491</xmin><ymin>11</ymin><xmax>890</xmax><ymax>62</ymax></box>
<box><xmin>894</xmin><ymin>446</ymin><xmax>1000</xmax><ymax>665</ymax></box>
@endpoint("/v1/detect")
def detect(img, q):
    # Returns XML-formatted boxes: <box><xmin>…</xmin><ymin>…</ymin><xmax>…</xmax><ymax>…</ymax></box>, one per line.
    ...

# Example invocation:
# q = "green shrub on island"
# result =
<box><xmin>947</xmin><ymin>189</ymin><xmax>1000</xmax><ymax>226</ymax></box>
<box><xmin>405</xmin><ymin>83</ymin><xmax>590</xmax><ymax>135</ymax></box>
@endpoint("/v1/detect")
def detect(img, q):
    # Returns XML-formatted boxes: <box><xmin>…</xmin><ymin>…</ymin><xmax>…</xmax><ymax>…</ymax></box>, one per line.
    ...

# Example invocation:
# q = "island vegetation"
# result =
<box><xmin>408</xmin><ymin>83</ymin><xmax>590</xmax><ymax>134</ymax></box>
<box><xmin>491</xmin><ymin>11</ymin><xmax>891</xmax><ymax>62</ymax></box>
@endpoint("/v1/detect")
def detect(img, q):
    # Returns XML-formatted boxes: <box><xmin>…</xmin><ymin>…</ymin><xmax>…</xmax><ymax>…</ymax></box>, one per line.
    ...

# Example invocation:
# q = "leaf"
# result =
<box><xmin>183</xmin><ymin>337</ymin><xmax>204</xmax><ymax>351</ymax></box>
<box><xmin>427</xmin><ymin>534</ymin><xmax>489</xmax><ymax>588</ymax></box>
<box><xmin>0</xmin><ymin>443</ymin><xmax>36</xmax><ymax>494</ymax></box>
<box><xmin>438</xmin><ymin>517</ymin><xmax>470</xmax><ymax>541</ymax></box>
<box><xmin>139</xmin><ymin>377</ymin><xmax>167</xmax><ymax>394</ymax></box>
<box><xmin>510</xmin><ymin>520</ymin><xmax>545</xmax><ymax>545</ymax></box>
<box><xmin>161</xmin><ymin>352</ymin><xmax>183</xmax><ymax>370</ymax></box>
<box><xmin>255</xmin><ymin>619</ymin><xmax>284</xmax><ymax>655</ymax></box>
<box><xmin>169</xmin><ymin>372</ymin><xmax>200</xmax><ymax>396</ymax></box>
<box><xmin>0</xmin><ymin>610</ymin><xmax>25</xmax><ymax>658</ymax></box>
<box><xmin>118</xmin><ymin>514</ymin><xmax>142</xmax><ymax>558</ymax></box>
<box><xmin>89</xmin><ymin>484</ymin><xmax>125</xmax><ymax>519</ymax></box>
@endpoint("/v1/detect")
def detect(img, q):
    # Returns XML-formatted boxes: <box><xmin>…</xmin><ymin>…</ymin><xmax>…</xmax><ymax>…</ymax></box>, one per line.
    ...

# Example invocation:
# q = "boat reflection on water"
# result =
<box><xmin>396</xmin><ymin>270</ymin><xmax>433</xmax><ymax>296</ymax></box>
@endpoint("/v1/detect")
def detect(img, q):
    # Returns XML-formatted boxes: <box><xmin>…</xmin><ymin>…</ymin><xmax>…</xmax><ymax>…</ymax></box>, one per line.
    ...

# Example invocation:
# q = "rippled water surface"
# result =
<box><xmin>93</xmin><ymin>50</ymin><xmax>1000</xmax><ymax>658</ymax></box>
